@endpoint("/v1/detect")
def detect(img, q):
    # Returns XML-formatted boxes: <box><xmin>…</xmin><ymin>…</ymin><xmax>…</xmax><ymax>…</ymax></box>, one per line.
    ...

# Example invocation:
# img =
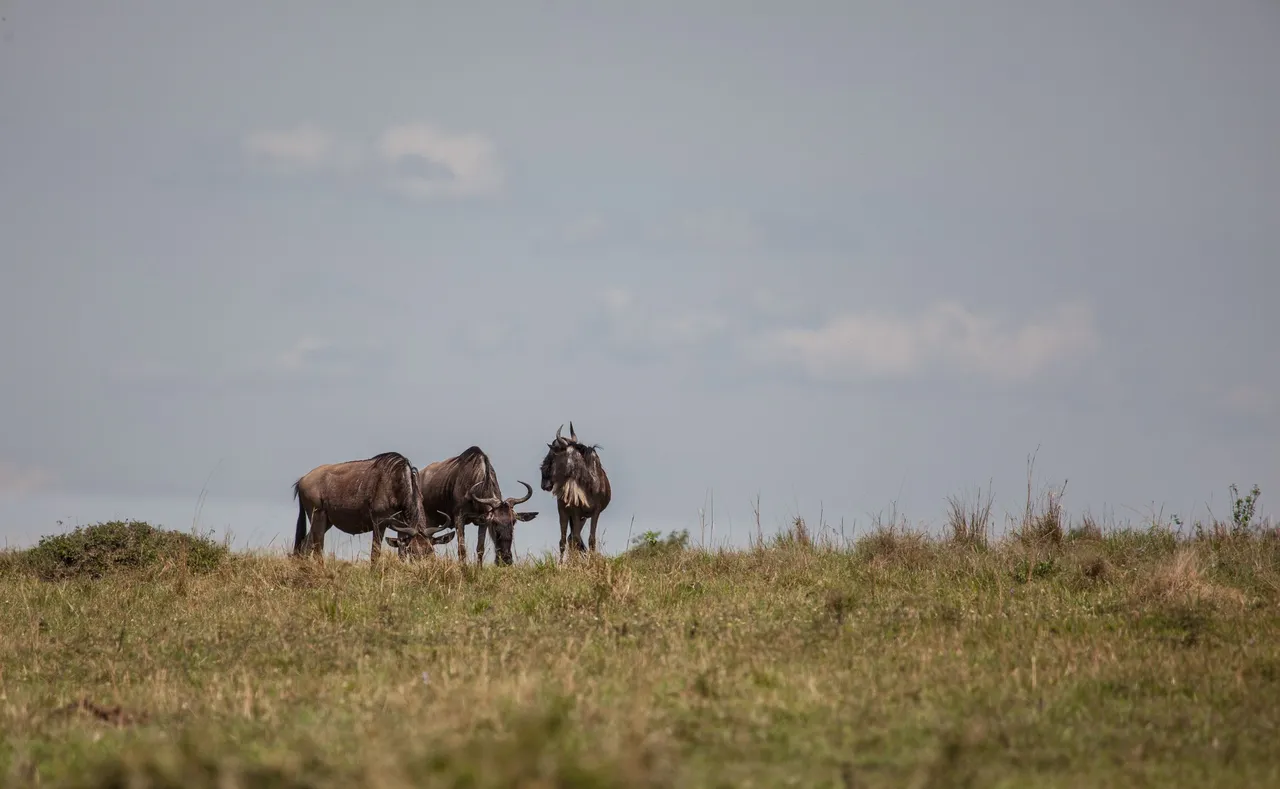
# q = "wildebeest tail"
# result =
<box><xmin>292</xmin><ymin>480</ymin><xmax>307</xmax><ymax>553</ymax></box>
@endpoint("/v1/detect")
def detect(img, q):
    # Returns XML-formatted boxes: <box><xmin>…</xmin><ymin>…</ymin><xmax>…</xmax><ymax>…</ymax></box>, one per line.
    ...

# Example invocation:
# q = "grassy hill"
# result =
<box><xmin>1</xmin><ymin>508</ymin><xmax>1279</xmax><ymax>788</ymax></box>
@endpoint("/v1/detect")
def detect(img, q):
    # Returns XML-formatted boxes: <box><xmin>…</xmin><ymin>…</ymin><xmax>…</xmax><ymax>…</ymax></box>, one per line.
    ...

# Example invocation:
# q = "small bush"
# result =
<box><xmin>854</xmin><ymin>524</ymin><xmax>933</xmax><ymax>569</ymax></box>
<box><xmin>625</xmin><ymin>529</ymin><xmax>690</xmax><ymax>559</ymax></box>
<box><xmin>18</xmin><ymin>520</ymin><xmax>227</xmax><ymax>581</ymax></box>
<box><xmin>1067</xmin><ymin>512</ymin><xmax>1104</xmax><ymax>542</ymax></box>
<box><xmin>1015</xmin><ymin>484</ymin><xmax>1066</xmax><ymax>546</ymax></box>
<box><xmin>771</xmin><ymin>516</ymin><xmax>814</xmax><ymax>549</ymax></box>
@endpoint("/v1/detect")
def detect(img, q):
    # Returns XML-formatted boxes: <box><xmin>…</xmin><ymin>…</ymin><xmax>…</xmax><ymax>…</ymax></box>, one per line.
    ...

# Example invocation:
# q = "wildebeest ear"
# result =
<box><xmin>515</xmin><ymin>511</ymin><xmax>539</xmax><ymax>522</ymax></box>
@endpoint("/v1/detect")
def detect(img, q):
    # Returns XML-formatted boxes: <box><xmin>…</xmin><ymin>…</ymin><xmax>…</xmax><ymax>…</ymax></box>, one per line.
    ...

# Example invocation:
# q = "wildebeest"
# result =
<box><xmin>539</xmin><ymin>422</ymin><xmax>612</xmax><ymax>557</ymax></box>
<box><xmin>414</xmin><ymin>445</ymin><xmax>538</xmax><ymax>566</ymax></box>
<box><xmin>292</xmin><ymin>451</ymin><xmax>457</xmax><ymax>561</ymax></box>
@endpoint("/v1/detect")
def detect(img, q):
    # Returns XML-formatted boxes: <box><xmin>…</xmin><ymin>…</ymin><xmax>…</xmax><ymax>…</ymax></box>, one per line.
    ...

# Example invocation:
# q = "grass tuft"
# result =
<box><xmin>945</xmin><ymin>483</ymin><xmax>994</xmax><ymax>549</ymax></box>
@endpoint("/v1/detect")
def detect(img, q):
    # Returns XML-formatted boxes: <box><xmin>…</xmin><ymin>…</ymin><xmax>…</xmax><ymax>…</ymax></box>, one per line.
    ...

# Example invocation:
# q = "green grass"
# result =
<box><xmin>2</xmin><ymin>518</ymin><xmax>1279</xmax><ymax>787</ymax></box>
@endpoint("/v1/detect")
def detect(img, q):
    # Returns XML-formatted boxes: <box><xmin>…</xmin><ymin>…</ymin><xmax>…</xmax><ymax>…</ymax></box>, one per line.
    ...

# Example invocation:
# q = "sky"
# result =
<box><xmin>1</xmin><ymin>1</ymin><xmax>1277</xmax><ymax>560</ymax></box>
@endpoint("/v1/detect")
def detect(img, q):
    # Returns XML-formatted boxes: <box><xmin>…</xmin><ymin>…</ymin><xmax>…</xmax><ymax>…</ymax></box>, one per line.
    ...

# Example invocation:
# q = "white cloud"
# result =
<box><xmin>111</xmin><ymin>336</ymin><xmax>390</xmax><ymax>391</ymax></box>
<box><xmin>0</xmin><ymin>461</ymin><xmax>54</xmax><ymax>494</ymax></box>
<box><xmin>377</xmin><ymin>123</ymin><xmax>503</xmax><ymax>199</ymax></box>
<box><xmin>587</xmin><ymin>290</ymin><xmax>1096</xmax><ymax>385</ymax></box>
<box><xmin>242</xmin><ymin>126</ymin><xmax>335</xmax><ymax>169</ymax></box>
<box><xmin>597</xmin><ymin>287</ymin><xmax>729</xmax><ymax>354</ymax></box>
<box><xmin>752</xmin><ymin>301</ymin><xmax>1099</xmax><ymax>384</ymax></box>
<box><xmin>241</xmin><ymin>122</ymin><xmax>502</xmax><ymax>199</ymax></box>
<box><xmin>274</xmin><ymin>336</ymin><xmax>330</xmax><ymax>374</ymax></box>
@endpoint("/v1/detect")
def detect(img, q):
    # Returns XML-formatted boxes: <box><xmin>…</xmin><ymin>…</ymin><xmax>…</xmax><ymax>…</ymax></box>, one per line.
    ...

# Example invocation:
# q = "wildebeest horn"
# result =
<box><xmin>506</xmin><ymin>480</ymin><xmax>533</xmax><ymax>506</ymax></box>
<box><xmin>469</xmin><ymin>480</ymin><xmax>501</xmax><ymax>507</ymax></box>
<box><xmin>425</xmin><ymin>510</ymin><xmax>453</xmax><ymax>535</ymax></box>
<box><xmin>424</xmin><ymin>512</ymin><xmax>456</xmax><ymax>542</ymax></box>
<box><xmin>555</xmin><ymin>424</ymin><xmax>564</xmax><ymax>441</ymax></box>
<box><xmin>383</xmin><ymin>509</ymin><xmax>417</xmax><ymax>535</ymax></box>
<box><xmin>386</xmin><ymin>509</ymin><xmax>453</xmax><ymax>537</ymax></box>
<box><xmin>569</xmin><ymin>421</ymin><xmax>577</xmax><ymax>442</ymax></box>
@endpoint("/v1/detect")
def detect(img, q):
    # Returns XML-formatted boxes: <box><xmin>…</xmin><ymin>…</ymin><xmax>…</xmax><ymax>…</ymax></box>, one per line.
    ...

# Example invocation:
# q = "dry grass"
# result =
<box><xmin>945</xmin><ymin>483</ymin><xmax>994</xmax><ymax>549</ymax></box>
<box><xmin>2</xmin><ymin>519</ymin><xmax>1280</xmax><ymax>788</ymax></box>
<box><xmin>1136</xmin><ymin>547</ymin><xmax>1251</xmax><ymax>610</ymax></box>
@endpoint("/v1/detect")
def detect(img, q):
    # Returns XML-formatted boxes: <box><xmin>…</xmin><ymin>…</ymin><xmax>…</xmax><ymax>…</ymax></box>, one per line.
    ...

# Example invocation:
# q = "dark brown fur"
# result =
<box><xmin>409</xmin><ymin>445</ymin><xmax>537</xmax><ymax>566</ymax></box>
<box><xmin>292</xmin><ymin>451</ymin><xmax>455</xmax><ymax>561</ymax></box>
<box><xmin>539</xmin><ymin>422</ymin><xmax>612</xmax><ymax>558</ymax></box>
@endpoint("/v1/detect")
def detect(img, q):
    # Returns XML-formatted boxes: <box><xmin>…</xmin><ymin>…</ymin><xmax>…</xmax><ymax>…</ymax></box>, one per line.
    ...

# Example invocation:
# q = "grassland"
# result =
<box><xmin>2</xmin><ymin>504</ymin><xmax>1279</xmax><ymax>788</ymax></box>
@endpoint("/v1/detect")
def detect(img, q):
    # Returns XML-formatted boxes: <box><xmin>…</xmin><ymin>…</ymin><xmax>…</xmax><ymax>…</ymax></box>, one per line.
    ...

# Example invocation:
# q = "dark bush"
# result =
<box><xmin>18</xmin><ymin>520</ymin><xmax>227</xmax><ymax>580</ymax></box>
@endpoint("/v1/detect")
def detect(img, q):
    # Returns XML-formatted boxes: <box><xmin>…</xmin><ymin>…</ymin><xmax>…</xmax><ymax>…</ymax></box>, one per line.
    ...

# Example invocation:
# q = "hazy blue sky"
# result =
<box><xmin>1</xmin><ymin>1</ymin><xmax>1277</xmax><ymax>558</ymax></box>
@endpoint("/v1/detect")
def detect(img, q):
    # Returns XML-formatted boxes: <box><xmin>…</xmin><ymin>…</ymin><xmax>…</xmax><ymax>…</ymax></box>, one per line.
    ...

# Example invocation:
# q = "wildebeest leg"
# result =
<box><xmin>569</xmin><ymin>513</ymin><xmax>588</xmax><ymax>554</ymax></box>
<box><xmin>371</xmin><ymin>521</ymin><xmax>385</xmax><ymax>563</ymax></box>
<box><xmin>557</xmin><ymin>502</ymin><xmax>570</xmax><ymax>558</ymax></box>
<box><xmin>309</xmin><ymin>509</ymin><xmax>329</xmax><ymax>557</ymax></box>
<box><xmin>475</xmin><ymin>523</ymin><xmax>488</xmax><ymax>567</ymax></box>
<box><xmin>587</xmin><ymin>511</ymin><xmax>601</xmax><ymax>554</ymax></box>
<box><xmin>455</xmin><ymin>512</ymin><xmax>467</xmax><ymax>563</ymax></box>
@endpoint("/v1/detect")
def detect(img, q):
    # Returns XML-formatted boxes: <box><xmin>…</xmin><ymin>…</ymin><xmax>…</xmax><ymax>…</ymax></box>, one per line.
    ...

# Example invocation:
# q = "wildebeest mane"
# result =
<box><xmin>455</xmin><ymin>445</ymin><xmax>500</xmax><ymax>496</ymax></box>
<box><xmin>366</xmin><ymin>451</ymin><xmax>415</xmax><ymax>474</ymax></box>
<box><xmin>369</xmin><ymin>451</ymin><xmax>426</xmax><ymax>532</ymax></box>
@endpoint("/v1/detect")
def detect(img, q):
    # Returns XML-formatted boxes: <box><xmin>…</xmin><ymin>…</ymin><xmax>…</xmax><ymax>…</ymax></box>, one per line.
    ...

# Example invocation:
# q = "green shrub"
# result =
<box><xmin>18</xmin><ymin>520</ymin><xmax>227</xmax><ymax>580</ymax></box>
<box><xmin>625</xmin><ymin>528</ymin><xmax>690</xmax><ymax>559</ymax></box>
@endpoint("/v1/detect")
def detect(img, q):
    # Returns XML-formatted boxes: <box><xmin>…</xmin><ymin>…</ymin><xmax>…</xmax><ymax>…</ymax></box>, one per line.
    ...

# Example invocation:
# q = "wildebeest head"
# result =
<box><xmin>386</xmin><ymin>510</ymin><xmax>458</xmax><ymax>559</ymax></box>
<box><xmin>540</xmin><ymin>422</ymin><xmax>599</xmax><ymax>497</ymax></box>
<box><xmin>468</xmin><ymin>480</ymin><xmax>537</xmax><ymax>566</ymax></box>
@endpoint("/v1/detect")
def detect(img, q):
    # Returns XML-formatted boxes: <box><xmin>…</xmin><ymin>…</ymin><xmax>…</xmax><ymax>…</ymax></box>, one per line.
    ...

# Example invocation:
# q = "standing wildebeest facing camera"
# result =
<box><xmin>416</xmin><ymin>445</ymin><xmax>538</xmax><ymax>566</ymax></box>
<box><xmin>293</xmin><ymin>451</ymin><xmax>457</xmax><ymax>561</ymax></box>
<box><xmin>540</xmin><ymin>422</ymin><xmax>612</xmax><ymax>558</ymax></box>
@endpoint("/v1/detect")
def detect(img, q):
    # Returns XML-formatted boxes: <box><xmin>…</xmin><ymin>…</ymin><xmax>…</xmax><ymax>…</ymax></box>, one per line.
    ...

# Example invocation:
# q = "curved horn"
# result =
<box><xmin>469</xmin><ymin>480</ymin><xmax>501</xmax><ymax>507</ymax></box>
<box><xmin>555</xmin><ymin>424</ymin><xmax>564</xmax><ymax>441</ymax></box>
<box><xmin>413</xmin><ymin>510</ymin><xmax>455</xmax><ymax>538</ymax></box>
<box><xmin>569</xmin><ymin>421</ymin><xmax>577</xmax><ymax>442</ymax></box>
<box><xmin>383</xmin><ymin>509</ymin><xmax>419</xmax><ymax>535</ymax></box>
<box><xmin>426</xmin><ymin>512</ymin><xmax>456</xmax><ymax>545</ymax></box>
<box><xmin>506</xmin><ymin>480</ymin><xmax>533</xmax><ymax>506</ymax></box>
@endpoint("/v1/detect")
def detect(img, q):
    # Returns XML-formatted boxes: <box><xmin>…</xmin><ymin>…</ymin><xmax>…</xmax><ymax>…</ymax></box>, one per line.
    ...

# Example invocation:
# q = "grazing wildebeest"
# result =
<box><xmin>539</xmin><ymin>422</ymin><xmax>612</xmax><ymax>558</ymax></box>
<box><xmin>292</xmin><ymin>451</ymin><xmax>457</xmax><ymax>561</ymax></box>
<box><xmin>383</xmin><ymin>513</ymin><xmax>458</xmax><ymax>560</ymax></box>
<box><xmin>416</xmin><ymin>445</ymin><xmax>538</xmax><ymax>566</ymax></box>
